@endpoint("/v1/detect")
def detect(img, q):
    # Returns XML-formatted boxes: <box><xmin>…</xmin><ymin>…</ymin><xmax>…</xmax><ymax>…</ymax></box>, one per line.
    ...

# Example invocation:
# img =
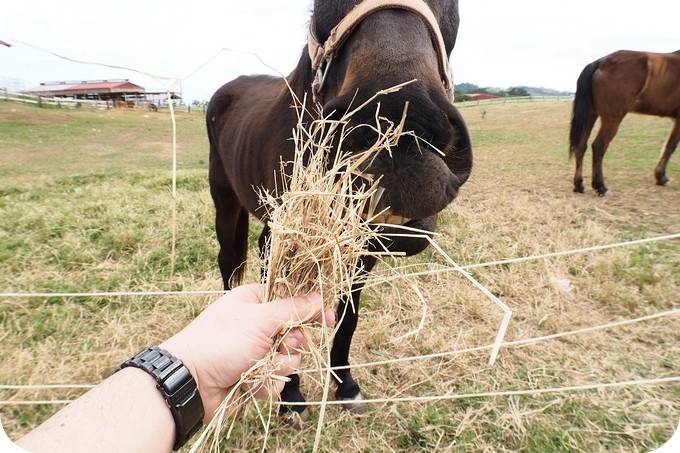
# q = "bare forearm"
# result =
<box><xmin>13</xmin><ymin>287</ymin><xmax>332</xmax><ymax>452</ymax></box>
<box><xmin>16</xmin><ymin>368</ymin><xmax>175</xmax><ymax>453</ymax></box>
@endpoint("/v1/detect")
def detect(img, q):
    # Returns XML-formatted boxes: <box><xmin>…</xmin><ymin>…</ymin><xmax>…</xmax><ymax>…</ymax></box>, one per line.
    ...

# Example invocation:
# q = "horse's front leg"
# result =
<box><xmin>655</xmin><ymin>118</ymin><xmax>680</xmax><ymax>187</ymax></box>
<box><xmin>279</xmin><ymin>374</ymin><xmax>308</xmax><ymax>421</ymax></box>
<box><xmin>277</xmin><ymin>254</ymin><xmax>377</xmax><ymax>419</ymax></box>
<box><xmin>331</xmin><ymin>254</ymin><xmax>377</xmax><ymax>415</ymax></box>
<box><xmin>257</xmin><ymin>223</ymin><xmax>271</xmax><ymax>281</ymax></box>
<box><xmin>329</xmin><ymin>220</ymin><xmax>435</xmax><ymax>413</ymax></box>
<box><xmin>257</xmin><ymin>224</ymin><xmax>311</xmax><ymax>418</ymax></box>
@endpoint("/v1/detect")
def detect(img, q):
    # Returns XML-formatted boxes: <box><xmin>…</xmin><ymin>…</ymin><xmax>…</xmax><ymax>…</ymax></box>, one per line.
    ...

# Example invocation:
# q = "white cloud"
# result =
<box><xmin>1</xmin><ymin>0</ymin><xmax>677</xmax><ymax>101</ymax></box>
<box><xmin>455</xmin><ymin>0</ymin><xmax>678</xmax><ymax>91</ymax></box>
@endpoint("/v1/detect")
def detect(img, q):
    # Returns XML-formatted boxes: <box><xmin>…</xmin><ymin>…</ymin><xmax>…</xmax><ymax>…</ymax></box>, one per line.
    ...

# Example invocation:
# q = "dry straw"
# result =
<box><xmin>190</xmin><ymin>83</ymin><xmax>421</xmax><ymax>453</ymax></box>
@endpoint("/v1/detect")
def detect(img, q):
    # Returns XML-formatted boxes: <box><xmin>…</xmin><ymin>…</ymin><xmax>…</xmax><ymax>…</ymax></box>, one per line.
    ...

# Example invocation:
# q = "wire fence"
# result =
<box><xmin>0</xmin><ymin>40</ymin><xmax>677</xmax><ymax>450</ymax></box>
<box><xmin>2</xmin><ymin>307</ymin><xmax>677</xmax><ymax>406</ymax></box>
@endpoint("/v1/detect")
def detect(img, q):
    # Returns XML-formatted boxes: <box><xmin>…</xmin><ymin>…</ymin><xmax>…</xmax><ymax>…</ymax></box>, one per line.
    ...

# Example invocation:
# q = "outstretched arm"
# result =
<box><xmin>16</xmin><ymin>284</ymin><xmax>334</xmax><ymax>453</ymax></box>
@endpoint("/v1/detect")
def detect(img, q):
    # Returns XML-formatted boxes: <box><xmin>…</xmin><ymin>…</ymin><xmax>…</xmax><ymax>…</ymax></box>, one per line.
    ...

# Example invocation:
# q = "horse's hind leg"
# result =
<box><xmin>573</xmin><ymin>112</ymin><xmax>598</xmax><ymax>193</ymax></box>
<box><xmin>591</xmin><ymin>116</ymin><xmax>624</xmax><ymax>196</ymax></box>
<box><xmin>573</xmin><ymin>150</ymin><xmax>587</xmax><ymax>193</ymax></box>
<box><xmin>654</xmin><ymin>118</ymin><xmax>680</xmax><ymax>187</ymax></box>
<box><xmin>209</xmin><ymin>164</ymin><xmax>249</xmax><ymax>290</ymax></box>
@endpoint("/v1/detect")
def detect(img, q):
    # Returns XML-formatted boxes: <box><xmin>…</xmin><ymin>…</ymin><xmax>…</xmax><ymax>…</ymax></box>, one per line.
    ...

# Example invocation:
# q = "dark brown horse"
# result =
<box><xmin>570</xmin><ymin>49</ymin><xmax>680</xmax><ymax>196</ymax></box>
<box><xmin>206</xmin><ymin>0</ymin><xmax>472</xmax><ymax>416</ymax></box>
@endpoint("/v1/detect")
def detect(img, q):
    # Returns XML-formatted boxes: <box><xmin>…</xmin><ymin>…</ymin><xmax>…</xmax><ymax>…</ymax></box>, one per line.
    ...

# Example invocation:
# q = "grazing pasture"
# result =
<box><xmin>0</xmin><ymin>100</ymin><xmax>678</xmax><ymax>452</ymax></box>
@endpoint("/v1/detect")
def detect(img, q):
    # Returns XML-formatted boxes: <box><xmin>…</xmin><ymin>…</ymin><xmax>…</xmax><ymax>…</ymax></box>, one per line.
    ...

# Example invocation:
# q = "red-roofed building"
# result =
<box><xmin>468</xmin><ymin>93</ymin><xmax>503</xmax><ymax>101</ymax></box>
<box><xmin>24</xmin><ymin>79</ymin><xmax>180</xmax><ymax>108</ymax></box>
<box><xmin>26</xmin><ymin>79</ymin><xmax>145</xmax><ymax>102</ymax></box>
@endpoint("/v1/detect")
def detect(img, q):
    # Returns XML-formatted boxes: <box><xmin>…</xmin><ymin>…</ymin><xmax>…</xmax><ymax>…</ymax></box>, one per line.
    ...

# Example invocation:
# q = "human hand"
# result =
<box><xmin>160</xmin><ymin>284</ymin><xmax>334</xmax><ymax>422</ymax></box>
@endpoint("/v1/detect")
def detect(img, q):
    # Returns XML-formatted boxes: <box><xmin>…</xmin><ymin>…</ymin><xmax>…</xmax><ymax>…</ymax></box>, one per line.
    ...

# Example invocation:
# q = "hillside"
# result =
<box><xmin>456</xmin><ymin>82</ymin><xmax>573</xmax><ymax>97</ymax></box>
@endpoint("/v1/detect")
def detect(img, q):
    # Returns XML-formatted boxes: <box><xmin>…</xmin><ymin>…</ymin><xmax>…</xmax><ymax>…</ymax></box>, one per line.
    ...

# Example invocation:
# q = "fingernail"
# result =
<box><xmin>283</xmin><ymin>335</ymin><xmax>301</xmax><ymax>352</ymax></box>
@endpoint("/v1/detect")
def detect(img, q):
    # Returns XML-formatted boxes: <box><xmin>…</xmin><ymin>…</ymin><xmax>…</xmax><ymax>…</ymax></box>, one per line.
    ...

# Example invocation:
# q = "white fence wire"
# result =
<box><xmin>0</xmin><ymin>40</ymin><xmax>677</xmax><ymax>448</ymax></box>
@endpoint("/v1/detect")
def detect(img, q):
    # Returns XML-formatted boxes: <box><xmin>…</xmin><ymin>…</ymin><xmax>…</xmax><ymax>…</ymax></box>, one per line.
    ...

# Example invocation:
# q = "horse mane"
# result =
<box><xmin>286</xmin><ymin>47</ymin><xmax>315</xmax><ymax>99</ymax></box>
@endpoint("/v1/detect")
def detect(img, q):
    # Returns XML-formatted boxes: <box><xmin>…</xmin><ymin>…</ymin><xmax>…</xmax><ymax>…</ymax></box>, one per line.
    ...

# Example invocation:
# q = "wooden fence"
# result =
<box><xmin>1</xmin><ymin>89</ymin><xmax>114</xmax><ymax>109</ymax></box>
<box><xmin>2</xmin><ymin>89</ymin><xmax>572</xmax><ymax>112</ymax></box>
<box><xmin>455</xmin><ymin>95</ymin><xmax>574</xmax><ymax>108</ymax></box>
<box><xmin>0</xmin><ymin>89</ymin><xmax>202</xmax><ymax>112</ymax></box>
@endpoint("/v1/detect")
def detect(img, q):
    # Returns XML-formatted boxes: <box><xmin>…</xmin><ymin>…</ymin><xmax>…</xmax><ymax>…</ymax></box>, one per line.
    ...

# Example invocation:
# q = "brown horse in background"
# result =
<box><xmin>569</xmin><ymin>49</ymin><xmax>680</xmax><ymax>196</ymax></box>
<box><xmin>207</xmin><ymin>0</ymin><xmax>472</xmax><ymax>417</ymax></box>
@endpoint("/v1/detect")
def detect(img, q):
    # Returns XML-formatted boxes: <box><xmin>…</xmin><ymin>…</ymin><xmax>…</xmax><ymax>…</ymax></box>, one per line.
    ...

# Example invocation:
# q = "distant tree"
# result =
<box><xmin>455</xmin><ymin>82</ymin><xmax>479</xmax><ymax>93</ymax></box>
<box><xmin>506</xmin><ymin>87</ymin><xmax>530</xmax><ymax>97</ymax></box>
<box><xmin>454</xmin><ymin>90</ymin><xmax>472</xmax><ymax>102</ymax></box>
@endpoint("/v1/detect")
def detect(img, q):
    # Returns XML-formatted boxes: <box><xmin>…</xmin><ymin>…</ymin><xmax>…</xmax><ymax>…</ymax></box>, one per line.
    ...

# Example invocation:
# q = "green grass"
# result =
<box><xmin>0</xmin><ymin>100</ymin><xmax>678</xmax><ymax>452</ymax></box>
<box><xmin>0</xmin><ymin>104</ymin><xmax>207</xmax><ymax>184</ymax></box>
<box><xmin>0</xmin><ymin>170</ymin><xmax>216</xmax><ymax>292</ymax></box>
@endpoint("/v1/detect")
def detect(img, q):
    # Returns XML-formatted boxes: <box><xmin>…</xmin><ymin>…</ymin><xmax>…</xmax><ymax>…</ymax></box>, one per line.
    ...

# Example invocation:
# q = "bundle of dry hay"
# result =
<box><xmin>190</xmin><ymin>85</ymin><xmax>417</xmax><ymax>453</ymax></box>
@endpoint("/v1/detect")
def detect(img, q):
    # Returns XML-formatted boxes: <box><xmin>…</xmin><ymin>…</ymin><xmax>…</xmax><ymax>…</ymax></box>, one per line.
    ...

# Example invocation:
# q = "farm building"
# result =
<box><xmin>23</xmin><ymin>79</ymin><xmax>181</xmax><ymax>108</ymax></box>
<box><xmin>26</xmin><ymin>79</ymin><xmax>144</xmax><ymax>102</ymax></box>
<box><xmin>468</xmin><ymin>93</ymin><xmax>503</xmax><ymax>101</ymax></box>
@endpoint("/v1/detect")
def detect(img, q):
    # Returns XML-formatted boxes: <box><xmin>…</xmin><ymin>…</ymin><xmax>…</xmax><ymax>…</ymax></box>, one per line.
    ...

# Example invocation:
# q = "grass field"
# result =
<box><xmin>1</xmin><ymin>99</ymin><xmax>678</xmax><ymax>452</ymax></box>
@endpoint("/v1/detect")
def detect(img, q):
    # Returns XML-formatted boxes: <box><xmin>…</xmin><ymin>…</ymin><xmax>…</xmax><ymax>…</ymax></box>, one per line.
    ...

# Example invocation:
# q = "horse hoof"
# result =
<box><xmin>338</xmin><ymin>393</ymin><xmax>368</xmax><ymax>415</ymax></box>
<box><xmin>598</xmin><ymin>190</ymin><xmax>612</xmax><ymax>197</ymax></box>
<box><xmin>279</xmin><ymin>408</ymin><xmax>310</xmax><ymax>430</ymax></box>
<box><xmin>655</xmin><ymin>176</ymin><xmax>670</xmax><ymax>186</ymax></box>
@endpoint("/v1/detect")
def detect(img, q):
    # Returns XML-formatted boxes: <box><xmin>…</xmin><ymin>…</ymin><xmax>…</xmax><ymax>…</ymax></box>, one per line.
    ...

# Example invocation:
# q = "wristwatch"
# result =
<box><xmin>117</xmin><ymin>346</ymin><xmax>205</xmax><ymax>450</ymax></box>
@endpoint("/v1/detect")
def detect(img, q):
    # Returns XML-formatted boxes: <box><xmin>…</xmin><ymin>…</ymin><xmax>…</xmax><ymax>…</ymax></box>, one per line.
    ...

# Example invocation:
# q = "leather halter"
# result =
<box><xmin>307</xmin><ymin>0</ymin><xmax>454</xmax><ymax>105</ymax></box>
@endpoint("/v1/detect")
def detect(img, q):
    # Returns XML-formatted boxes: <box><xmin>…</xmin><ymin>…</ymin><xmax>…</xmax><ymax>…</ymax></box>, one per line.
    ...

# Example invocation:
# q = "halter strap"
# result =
<box><xmin>308</xmin><ymin>0</ymin><xmax>454</xmax><ymax>104</ymax></box>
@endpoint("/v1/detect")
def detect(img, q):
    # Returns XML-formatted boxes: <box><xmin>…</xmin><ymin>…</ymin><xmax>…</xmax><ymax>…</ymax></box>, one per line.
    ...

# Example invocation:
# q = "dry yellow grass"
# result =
<box><xmin>1</xmin><ymin>100</ymin><xmax>678</xmax><ymax>452</ymax></box>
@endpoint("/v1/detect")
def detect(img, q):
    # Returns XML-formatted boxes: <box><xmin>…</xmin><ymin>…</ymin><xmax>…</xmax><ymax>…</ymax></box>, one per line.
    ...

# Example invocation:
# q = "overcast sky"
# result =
<box><xmin>0</xmin><ymin>0</ymin><xmax>677</xmax><ymax>103</ymax></box>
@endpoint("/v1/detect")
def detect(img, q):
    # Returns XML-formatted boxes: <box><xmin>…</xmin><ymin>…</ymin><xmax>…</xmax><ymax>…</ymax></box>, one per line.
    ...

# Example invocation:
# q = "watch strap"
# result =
<box><xmin>117</xmin><ymin>346</ymin><xmax>205</xmax><ymax>450</ymax></box>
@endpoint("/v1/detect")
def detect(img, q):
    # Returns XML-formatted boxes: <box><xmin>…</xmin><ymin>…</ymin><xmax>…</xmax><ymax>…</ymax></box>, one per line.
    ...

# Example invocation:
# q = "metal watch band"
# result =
<box><xmin>117</xmin><ymin>346</ymin><xmax>205</xmax><ymax>450</ymax></box>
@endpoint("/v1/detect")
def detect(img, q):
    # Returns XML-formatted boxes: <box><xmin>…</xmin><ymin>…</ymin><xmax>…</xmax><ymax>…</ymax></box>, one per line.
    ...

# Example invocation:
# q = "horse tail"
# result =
<box><xmin>569</xmin><ymin>59</ymin><xmax>601</xmax><ymax>157</ymax></box>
